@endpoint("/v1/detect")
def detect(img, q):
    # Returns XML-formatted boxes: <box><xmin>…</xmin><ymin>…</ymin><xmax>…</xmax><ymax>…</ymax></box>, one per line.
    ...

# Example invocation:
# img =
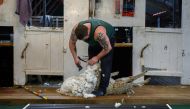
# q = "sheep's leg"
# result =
<box><xmin>125</xmin><ymin>71</ymin><xmax>147</xmax><ymax>83</ymax></box>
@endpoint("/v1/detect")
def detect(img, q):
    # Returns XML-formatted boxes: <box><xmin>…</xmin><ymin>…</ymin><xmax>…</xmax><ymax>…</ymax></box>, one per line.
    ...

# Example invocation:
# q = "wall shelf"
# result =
<box><xmin>114</xmin><ymin>43</ymin><xmax>132</xmax><ymax>47</ymax></box>
<box><xmin>0</xmin><ymin>42</ymin><xmax>13</xmax><ymax>47</ymax></box>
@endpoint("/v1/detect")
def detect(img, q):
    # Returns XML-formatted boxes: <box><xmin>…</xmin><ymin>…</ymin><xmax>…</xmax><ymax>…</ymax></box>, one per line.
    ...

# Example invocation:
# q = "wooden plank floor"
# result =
<box><xmin>0</xmin><ymin>85</ymin><xmax>190</xmax><ymax>105</ymax></box>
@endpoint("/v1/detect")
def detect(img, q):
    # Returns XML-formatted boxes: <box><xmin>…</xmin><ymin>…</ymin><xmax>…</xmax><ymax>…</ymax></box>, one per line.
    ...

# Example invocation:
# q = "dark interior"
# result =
<box><xmin>0</xmin><ymin>26</ymin><xmax>14</xmax><ymax>87</ymax></box>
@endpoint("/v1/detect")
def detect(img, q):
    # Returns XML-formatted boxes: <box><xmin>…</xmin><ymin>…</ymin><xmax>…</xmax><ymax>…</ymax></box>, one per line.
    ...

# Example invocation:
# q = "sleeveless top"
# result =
<box><xmin>78</xmin><ymin>19</ymin><xmax>114</xmax><ymax>46</ymax></box>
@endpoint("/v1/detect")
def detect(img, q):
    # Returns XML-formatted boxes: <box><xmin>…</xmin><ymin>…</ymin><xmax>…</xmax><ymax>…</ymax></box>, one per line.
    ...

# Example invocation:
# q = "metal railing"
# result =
<box><xmin>28</xmin><ymin>16</ymin><xmax>64</xmax><ymax>27</ymax></box>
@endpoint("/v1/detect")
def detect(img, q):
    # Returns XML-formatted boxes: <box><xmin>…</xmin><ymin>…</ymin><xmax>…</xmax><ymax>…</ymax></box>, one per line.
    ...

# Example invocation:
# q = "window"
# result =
<box><xmin>28</xmin><ymin>0</ymin><xmax>64</xmax><ymax>27</ymax></box>
<box><xmin>122</xmin><ymin>0</ymin><xmax>135</xmax><ymax>17</ymax></box>
<box><xmin>146</xmin><ymin>0</ymin><xmax>182</xmax><ymax>28</ymax></box>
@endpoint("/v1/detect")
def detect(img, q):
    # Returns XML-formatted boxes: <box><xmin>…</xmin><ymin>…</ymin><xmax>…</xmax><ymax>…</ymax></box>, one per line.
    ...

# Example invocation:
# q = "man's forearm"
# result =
<box><xmin>70</xmin><ymin>47</ymin><xmax>77</xmax><ymax>59</ymax></box>
<box><xmin>69</xmin><ymin>40</ymin><xmax>77</xmax><ymax>60</ymax></box>
<box><xmin>96</xmin><ymin>47</ymin><xmax>112</xmax><ymax>60</ymax></box>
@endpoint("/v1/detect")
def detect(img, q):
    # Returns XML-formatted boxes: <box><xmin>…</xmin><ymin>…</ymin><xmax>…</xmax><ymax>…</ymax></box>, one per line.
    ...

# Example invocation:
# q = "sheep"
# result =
<box><xmin>57</xmin><ymin>63</ymin><xmax>101</xmax><ymax>98</ymax></box>
<box><xmin>57</xmin><ymin>63</ymin><xmax>150</xmax><ymax>98</ymax></box>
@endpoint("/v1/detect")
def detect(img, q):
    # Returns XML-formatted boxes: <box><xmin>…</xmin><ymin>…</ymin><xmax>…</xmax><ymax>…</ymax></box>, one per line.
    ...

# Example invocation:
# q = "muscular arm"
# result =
<box><xmin>69</xmin><ymin>27</ymin><xmax>79</xmax><ymax>65</ymax></box>
<box><xmin>95</xmin><ymin>32</ymin><xmax>112</xmax><ymax>60</ymax></box>
<box><xmin>88</xmin><ymin>26</ymin><xmax>112</xmax><ymax>65</ymax></box>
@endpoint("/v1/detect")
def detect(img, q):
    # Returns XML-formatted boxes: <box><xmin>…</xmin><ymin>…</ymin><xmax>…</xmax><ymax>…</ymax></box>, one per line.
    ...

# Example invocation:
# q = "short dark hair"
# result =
<box><xmin>75</xmin><ymin>24</ymin><xmax>88</xmax><ymax>40</ymax></box>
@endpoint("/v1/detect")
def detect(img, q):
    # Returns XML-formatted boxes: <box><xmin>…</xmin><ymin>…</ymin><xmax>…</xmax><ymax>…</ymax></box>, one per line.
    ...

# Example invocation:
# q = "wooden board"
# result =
<box><xmin>0</xmin><ymin>85</ymin><xmax>190</xmax><ymax>105</ymax></box>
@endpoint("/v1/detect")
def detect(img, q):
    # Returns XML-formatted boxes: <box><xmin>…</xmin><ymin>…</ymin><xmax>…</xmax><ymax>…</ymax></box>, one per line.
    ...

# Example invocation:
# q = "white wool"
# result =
<box><xmin>109</xmin><ymin>78</ymin><xmax>115</xmax><ymax>84</ymax></box>
<box><xmin>114</xmin><ymin>102</ymin><xmax>122</xmax><ymax>108</ymax></box>
<box><xmin>83</xmin><ymin>93</ymin><xmax>96</xmax><ymax>98</ymax></box>
<box><xmin>58</xmin><ymin>64</ymin><xmax>99</xmax><ymax>98</ymax></box>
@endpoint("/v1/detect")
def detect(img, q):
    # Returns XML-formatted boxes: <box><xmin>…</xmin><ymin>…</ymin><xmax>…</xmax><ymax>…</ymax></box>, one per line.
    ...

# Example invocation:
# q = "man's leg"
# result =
<box><xmin>98</xmin><ymin>49</ymin><xmax>113</xmax><ymax>94</ymax></box>
<box><xmin>98</xmin><ymin>37</ymin><xmax>115</xmax><ymax>93</ymax></box>
<box><xmin>88</xmin><ymin>41</ymin><xmax>114</xmax><ymax>96</ymax></box>
<box><xmin>88</xmin><ymin>47</ymin><xmax>114</xmax><ymax>96</ymax></box>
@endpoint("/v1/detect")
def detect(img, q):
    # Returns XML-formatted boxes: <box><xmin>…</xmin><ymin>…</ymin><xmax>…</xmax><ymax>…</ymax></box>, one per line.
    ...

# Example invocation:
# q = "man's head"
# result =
<box><xmin>75</xmin><ymin>24</ymin><xmax>88</xmax><ymax>40</ymax></box>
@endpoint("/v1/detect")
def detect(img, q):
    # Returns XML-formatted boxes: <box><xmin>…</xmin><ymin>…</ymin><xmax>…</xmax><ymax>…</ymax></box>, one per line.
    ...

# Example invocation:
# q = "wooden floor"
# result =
<box><xmin>0</xmin><ymin>85</ymin><xmax>190</xmax><ymax>105</ymax></box>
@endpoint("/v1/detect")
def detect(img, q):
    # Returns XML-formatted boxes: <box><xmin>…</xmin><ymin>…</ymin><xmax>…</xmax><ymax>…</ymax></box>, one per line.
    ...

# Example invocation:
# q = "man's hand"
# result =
<box><xmin>74</xmin><ymin>57</ymin><xmax>81</xmax><ymax>65</ymax></box>
<box><xmin>74</xmin><ymin>57</ymin><xmax>83</xmax><ymax>71</ymax></box>
<box><xmin>88</xmin><ymin>56</ymin><xmax>99</xmax><ymax>65</ymax></box>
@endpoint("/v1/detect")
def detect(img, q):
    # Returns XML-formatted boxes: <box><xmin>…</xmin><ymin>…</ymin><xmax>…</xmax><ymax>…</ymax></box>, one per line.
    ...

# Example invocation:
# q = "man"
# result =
<box><xmin>69</xmin><ymin>19</ymin><xmax>115</xmax><ymax>96</ymax></box>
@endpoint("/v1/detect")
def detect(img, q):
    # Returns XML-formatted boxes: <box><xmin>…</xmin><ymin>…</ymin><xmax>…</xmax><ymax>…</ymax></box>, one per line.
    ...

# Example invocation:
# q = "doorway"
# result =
<box><xmin>0</xmin><ymin>26</ymin><xmax>13</xmax><ymax>87</ymax></box>
<box><xmin>112</xmin><ymin>27</ymin><xmax>133</xmax><ymax>79</ymax></box>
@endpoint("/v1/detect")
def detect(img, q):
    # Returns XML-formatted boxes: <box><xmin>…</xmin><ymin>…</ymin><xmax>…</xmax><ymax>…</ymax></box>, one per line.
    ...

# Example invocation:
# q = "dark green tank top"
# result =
<box><xmin>78</xmin><ymin>19</ymin><xmax>114</xmax><ymax>46</ymax></box>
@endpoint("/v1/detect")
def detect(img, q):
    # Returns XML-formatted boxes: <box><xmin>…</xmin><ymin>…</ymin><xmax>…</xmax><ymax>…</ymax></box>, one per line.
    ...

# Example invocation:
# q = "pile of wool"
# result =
<box><xmin>57</xmin><ymin>64</ymin><xmax>100</xmax><ymax>98</ymax></box>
